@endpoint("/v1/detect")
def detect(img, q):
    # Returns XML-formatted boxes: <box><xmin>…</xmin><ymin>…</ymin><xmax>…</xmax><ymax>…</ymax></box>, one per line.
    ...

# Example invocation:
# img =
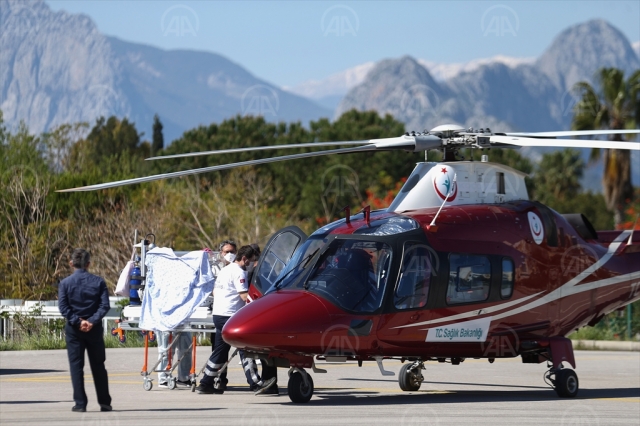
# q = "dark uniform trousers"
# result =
<box><xmin>202</xmin><ymin>315</ymin><xmax>267</xmax><ymax>388</ymax></box>
<box><xmin>65</xmin><ymin>322</ymin><xmax>111</xmax><ymax>407</ymax></box>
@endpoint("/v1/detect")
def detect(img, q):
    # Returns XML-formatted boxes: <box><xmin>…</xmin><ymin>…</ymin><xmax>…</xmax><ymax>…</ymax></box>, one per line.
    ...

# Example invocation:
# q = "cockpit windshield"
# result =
<box><xmin>273</xmin><ymin>238</ymin><xmax>392</xmax><ymax>313</ymax></box>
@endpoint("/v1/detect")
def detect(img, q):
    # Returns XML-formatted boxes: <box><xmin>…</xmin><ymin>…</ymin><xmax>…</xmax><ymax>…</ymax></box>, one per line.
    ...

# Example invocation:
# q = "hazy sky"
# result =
<box><xmin>47</xmin><ymin>1</ymin><xmax>640</xmax><ymax>87</ymax></box>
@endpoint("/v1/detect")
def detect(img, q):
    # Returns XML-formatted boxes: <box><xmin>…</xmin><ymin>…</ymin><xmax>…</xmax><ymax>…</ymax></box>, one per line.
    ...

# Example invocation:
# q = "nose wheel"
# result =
<box><xmin>287</xmin><ymin>368</ymin><xmax>314</xmax><ymax>403</ymax></box>
<box><xmin>399</xmin><ymin>361</ymin><xmax>424</xmax><ymax>391</ymax></box>
<box><xmin>545</xmin><ymin>366</ymin><xmax>579</xmax><ymax>398</ymax></box>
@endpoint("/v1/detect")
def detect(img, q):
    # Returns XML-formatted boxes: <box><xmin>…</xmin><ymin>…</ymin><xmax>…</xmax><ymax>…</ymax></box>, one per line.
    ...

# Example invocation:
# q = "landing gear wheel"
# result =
<box><xmin>143</xmin><ymin>380</ymin><xmax>153</xmax><ymax>391</ymax></box>
<box><xmin>288</xmin><ymin>371</ymin><xmax>314</xmax><ymax>403</ymax></box>
<box><xmin>168</xmin><ymin>378</ymin><xmax>177</xmax><ymax>390</ymax></box>
<box><xmin>399</xmin><ymin>363</ymin><xmax>422</xmax><ymax>391</ymax></box>
<box><xmin>554</xmin><ymin>369</ymin><xmax>578</xmax><ymax>398</ymax></box>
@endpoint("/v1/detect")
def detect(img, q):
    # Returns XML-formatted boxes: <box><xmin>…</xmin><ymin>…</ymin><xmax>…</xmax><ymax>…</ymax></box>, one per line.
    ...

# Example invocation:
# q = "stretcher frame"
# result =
<box><xmin>115</xmin><ymin>306</ymin><xmax>217</xmax><ymax>392</ymax></box>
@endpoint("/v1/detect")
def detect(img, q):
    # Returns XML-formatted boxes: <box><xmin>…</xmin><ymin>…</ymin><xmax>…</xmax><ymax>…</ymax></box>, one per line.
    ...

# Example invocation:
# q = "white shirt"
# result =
<box><xmin>212</xmin><ymin>262</ymin><xmax>248</xmax><ymax>316</ymax></box>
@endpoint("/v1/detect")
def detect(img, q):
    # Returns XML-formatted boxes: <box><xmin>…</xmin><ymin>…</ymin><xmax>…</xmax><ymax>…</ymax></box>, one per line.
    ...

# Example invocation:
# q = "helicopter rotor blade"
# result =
<box><xmin>490</xmin><ymin>135</ymin><xmax>640</xmax><ymax>150</ymax></box>
<box><xmin>504</xmin><ymin>129</ymin><xmax>640</xmax><ymax>138</ymax></box>
<box><xmin>146</xmin><ymin>140</ymin><xmax>373</xmax><ymax>161</ymax></box>
<box><xmin>146</xmin><ymin>134</ymin><xmax>443</xmax><ymax>160</ymax></box>
<box><xmin>56</xmin><ymin>145</ymin><xmax>376</xmax><ymax>192</ymax></box>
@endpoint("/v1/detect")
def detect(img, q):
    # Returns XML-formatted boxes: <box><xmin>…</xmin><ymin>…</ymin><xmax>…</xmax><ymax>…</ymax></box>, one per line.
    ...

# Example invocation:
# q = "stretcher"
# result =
<box><xmin>114</xmin><ymin>305</ymin><xmax>217</xmax><ymax>391</ymax></box>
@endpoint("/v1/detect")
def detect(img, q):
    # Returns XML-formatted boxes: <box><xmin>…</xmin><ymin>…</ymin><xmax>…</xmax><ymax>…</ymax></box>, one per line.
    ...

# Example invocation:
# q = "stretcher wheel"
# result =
<box><xmin>149</xmin><ymin>332</ymin><xmax>156</xmax><ymax>343</ymax></box>
<box><xmin>110</xmin><ymin>327</ymin><xmax>118</xmax><ymax>336</ymax></box>
<box><xmin>143</xmin><ymin>380</ymin><xmax>153</xmax><ymax>391</ymax></box>
<box><xmin>191</xmin><ymin>383</ymin><xmax>196</xmax><ymax>392</ymax></box>
<box><xmin>118</xmin><ymin>334</ymin><xmax>126</xmax><ymax>344</ymax></box>
<box><xmin>168</xmin><ymin>378</ymin><xmax>177</xmax><ymax>390</ymax></box>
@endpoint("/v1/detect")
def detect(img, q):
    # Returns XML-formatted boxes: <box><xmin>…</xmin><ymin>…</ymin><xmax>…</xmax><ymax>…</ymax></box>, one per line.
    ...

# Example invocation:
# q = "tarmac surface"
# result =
<box><xmin>0</xmin><ymin>346</ymin><xmax>638</xmax><ymax>426</ymax></box>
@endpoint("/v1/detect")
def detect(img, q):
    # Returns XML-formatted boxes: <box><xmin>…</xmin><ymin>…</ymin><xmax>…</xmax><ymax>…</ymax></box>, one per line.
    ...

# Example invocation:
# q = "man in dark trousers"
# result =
<box><xmin>196</xmin><ymin>245</ymin><xmax>275</xmax><ymax>395</ymax></box>
<box><xmin>58</xmin><ymin>248</ymin><xmax>112</xmax><ymax>412</ymax></box>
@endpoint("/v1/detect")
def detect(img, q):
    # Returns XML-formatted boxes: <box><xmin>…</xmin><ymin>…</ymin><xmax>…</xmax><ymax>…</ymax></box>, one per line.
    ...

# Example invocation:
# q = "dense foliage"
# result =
<box><xmin>0</xmin><ymin>107</ymin><xmax>637</xmax><ymax>340</ymax></box>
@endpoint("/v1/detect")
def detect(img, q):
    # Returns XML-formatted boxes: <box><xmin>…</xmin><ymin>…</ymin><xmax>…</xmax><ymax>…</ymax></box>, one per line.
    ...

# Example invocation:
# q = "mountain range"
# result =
<box><xmin>1</xmin><ymin>1</ymin><xmax>638</xmax><ymax>189</ymax></box>
<box><xmin>0</xmin><ymin>0</ymin><xmax>331</xmax><ymax>142</ymax></box>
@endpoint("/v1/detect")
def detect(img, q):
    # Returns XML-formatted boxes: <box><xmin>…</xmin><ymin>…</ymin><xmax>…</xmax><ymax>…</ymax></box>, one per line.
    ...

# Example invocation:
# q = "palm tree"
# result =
<box><xmin>572</xmin><ymin>68</ymin><xmax>640</xmax><ymax>228</ymax></box>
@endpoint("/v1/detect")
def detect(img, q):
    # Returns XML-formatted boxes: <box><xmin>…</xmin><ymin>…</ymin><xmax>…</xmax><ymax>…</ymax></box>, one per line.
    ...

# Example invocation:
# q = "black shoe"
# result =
<box><xmin>71</xmin><ymin>405</ymin><xmax>86</xmax><ymax>412</ymax></box>
<box><xmin>254</xmin><ymin>377</ymin><xmax>277</xmax><ymax>395</ymax></box>
<box><xmin>176</xmin><ymin>380</ymin><xmax>191</xmax><ymax>388</ymax></box>
<box><xmin>196</xmin><ymin>383</ymin><xmax>224</xmax><ymax>394</ymax></box>
<box><xmin>260</xmin><ymin>385</ymin><xmax>279</xmax><ymax>395</ymax></box>
<box><xmin>100</xmin><ymin>404</ymin><xmax>112</xmax><ymax>412</ymax></box>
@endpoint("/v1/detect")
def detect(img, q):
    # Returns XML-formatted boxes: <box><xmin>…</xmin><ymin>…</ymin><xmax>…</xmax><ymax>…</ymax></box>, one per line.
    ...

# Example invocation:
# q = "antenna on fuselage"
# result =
<box><xmin>628</xmin><ymin>214</ymin><xmax>639</xmax><ymax>245</ymax></box>
<box><xmin>427</xmin><ymin>173</ymin><xmax>457</xmax><ymax>232</ymax></box>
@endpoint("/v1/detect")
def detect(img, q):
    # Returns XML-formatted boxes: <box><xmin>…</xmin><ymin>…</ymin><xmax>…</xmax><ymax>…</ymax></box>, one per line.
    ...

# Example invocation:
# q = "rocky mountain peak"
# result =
<box><xmin>536</xmin><ymin>19</ymin><xmax>639</xmax><ymax>91</ymax></box>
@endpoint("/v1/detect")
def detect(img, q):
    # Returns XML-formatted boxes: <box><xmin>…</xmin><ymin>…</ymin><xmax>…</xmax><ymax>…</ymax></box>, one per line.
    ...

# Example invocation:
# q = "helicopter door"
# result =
<box><xmin>249</xmin><ymin>226</ymin><xmax>307</xmax><ymax>299</ymax></box>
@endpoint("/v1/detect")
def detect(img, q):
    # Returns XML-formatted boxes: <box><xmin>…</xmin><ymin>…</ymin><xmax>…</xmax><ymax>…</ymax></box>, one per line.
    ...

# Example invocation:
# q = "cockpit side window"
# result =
<box><xmin>394</xmin><ymin>242</ymin><xmax>432</xmax><ymax>310</ymax></box>
<box><xmin>305</xmin><ymin>239</ymin><xmax>392</xmax><ymax>313</ymax></box>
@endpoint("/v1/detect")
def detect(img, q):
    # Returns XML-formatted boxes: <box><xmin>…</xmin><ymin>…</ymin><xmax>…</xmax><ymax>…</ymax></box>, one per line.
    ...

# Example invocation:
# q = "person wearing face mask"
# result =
<box><xmin>209</xmin><ymin>240</ymin><xmax>237</xmax><ymax>350</ymax></box>
<box><xmin>197</xmin><ymin>245</ymin><xmax>276</xmax><ymax>395</ymax></box>
<box><xmin>219</xmin><ymin>240</ymin><xmax>237</xmax><ymax>266</ymax></box>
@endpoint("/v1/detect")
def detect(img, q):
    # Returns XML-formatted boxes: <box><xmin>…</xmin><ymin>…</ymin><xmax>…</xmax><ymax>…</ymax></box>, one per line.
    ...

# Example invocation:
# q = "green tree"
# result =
<box><xmin>532</xmin><ymin>149</ymin><xmax>613</xmax><ymax>230</ymax></box>
<box><xmin>0</xmin><ymin>121</ymin><xmax>68</xmax><ymax>299</ymax></box>
<box><xmin>151</xmin><ymin>114</ymin><xmax>164</xmax><ymax>156</ymax></box>
<box><xmin>68</xmin><ymin>116</ymin><xmax>149</xmax><ymax>173</ymax></box>
<box><xmin>532</xmin><ymin>149</ymin><xmax>583</xmax><ymax>205</ymax></box>
<box><xmin>572</xmin><ymin>68</ymin><xmax>640</xmax><ymax>228</ymax></box>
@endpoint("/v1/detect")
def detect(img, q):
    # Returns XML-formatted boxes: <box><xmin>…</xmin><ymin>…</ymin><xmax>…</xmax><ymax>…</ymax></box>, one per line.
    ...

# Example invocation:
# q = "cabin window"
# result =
<box><xmin>394</xmin><ymin>242</ymin><xmax>433</xmax><ymax>310</ymax></box>
<box><xmin>501</xmin><ymin>258</ymin><xmax>514</xmax><ymax>299</ymax></box>
<box><xmin>497</xmin><ymin>172</ymin><xmax>505</xmax><ymax>194</ymax></box>
<box><xmin>446</xmin><ymin>254</ymin><xmax>491</xmax><ymax>305</ymax></box>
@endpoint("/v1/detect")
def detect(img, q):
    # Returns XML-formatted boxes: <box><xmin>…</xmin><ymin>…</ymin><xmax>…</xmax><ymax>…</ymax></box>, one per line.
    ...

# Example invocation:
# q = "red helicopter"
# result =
<box><xmin>60</xmin><ymin>125</ymin><xmax>640</xmax><ymax>403</ymax></box>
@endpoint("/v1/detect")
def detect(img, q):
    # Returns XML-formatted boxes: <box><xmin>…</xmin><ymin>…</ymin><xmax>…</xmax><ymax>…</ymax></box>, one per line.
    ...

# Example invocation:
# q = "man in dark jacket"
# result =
<box><xmin>58</xmin><ymin>248</ymin><xmax>112</xmax><ymax>412</ymax></box>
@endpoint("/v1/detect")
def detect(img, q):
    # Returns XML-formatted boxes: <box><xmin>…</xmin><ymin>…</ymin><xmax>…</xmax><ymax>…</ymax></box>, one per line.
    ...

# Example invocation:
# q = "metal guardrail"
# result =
<box><xmin>0</xmin><ymin>297</ymin><xmax>125</xmax><ymax>338</ymax></box>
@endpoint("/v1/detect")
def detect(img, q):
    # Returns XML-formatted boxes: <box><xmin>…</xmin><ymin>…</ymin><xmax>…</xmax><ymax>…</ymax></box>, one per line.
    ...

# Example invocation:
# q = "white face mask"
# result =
<box><xmin>224</xmin><ymin>252</ymin><xmax>236</xmax><ymax>263</ymax></box>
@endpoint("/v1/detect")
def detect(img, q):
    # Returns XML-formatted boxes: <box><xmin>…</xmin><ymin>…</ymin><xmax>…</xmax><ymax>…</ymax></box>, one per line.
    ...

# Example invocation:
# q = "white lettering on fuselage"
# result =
<box><xmin>426</xmin><ymin>317</ymin><xmax>491</xmax><ymax>342</ymax></box>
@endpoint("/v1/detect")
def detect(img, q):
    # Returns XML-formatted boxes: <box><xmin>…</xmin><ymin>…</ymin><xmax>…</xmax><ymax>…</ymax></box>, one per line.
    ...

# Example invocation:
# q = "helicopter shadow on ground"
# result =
<box><xmin>0</xmin><ymin>400</ymin><xmax>72</xmax><ymax>404</ymax></box>
<box><xmin>339</xmin><ymin>377</ymin><xmax>547</xmax><ymax>390</ymax></box>
<box><xmin>285</xmin><ymin>387</ymin><xmax>640</xmax><ymax>407</ymax></box>
<box><xmin>0</xmin><ymin>368</ymin><xmax>64</xmax><ymax>375</ymax></box>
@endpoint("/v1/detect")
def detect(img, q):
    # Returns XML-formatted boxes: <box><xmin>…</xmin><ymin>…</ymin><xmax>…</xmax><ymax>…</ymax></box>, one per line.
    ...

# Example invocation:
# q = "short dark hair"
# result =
<box><xmin>219</xmin><ymin>240</ymin><xmax>237</xmax><ymax>251</ymax></box>
<box><xmin>236</xmin><ymin>245</ymin><xmax>255</xmax><ymax>261</ymax></box>
<box><xmin>71</xmin><ymin>248</ymin><xmax>91</xmax><ymax>269</ymax></box>
<box><xmin>250</xmin><ymin>244</ymin><xmax>261</xmax><ymax>257</ymax></box>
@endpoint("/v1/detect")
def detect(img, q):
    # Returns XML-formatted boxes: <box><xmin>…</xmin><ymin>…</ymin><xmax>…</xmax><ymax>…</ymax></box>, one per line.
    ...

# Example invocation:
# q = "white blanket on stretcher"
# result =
<box><xmin>139</xmin><ymin>248</ymin><xmax>215</xmax><ymax>331</ymax></box>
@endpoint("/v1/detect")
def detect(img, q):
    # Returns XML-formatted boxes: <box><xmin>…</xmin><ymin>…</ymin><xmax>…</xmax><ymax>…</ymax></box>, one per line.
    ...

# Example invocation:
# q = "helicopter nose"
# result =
<box><xmin>222</xmin><ymin>290</ymin><xmax>333</xmax><ymax>352</ymax></box>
